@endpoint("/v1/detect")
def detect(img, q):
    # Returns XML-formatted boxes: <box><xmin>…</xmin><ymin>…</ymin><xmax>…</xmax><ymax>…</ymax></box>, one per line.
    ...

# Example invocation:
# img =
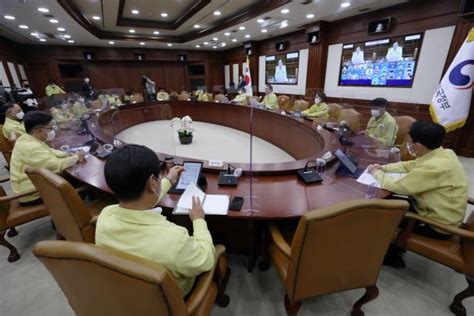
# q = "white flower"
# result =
<box><xmin>182</xmin><ymin>115</ymin><xmax>193</xmax><ymax>124</ymax></box>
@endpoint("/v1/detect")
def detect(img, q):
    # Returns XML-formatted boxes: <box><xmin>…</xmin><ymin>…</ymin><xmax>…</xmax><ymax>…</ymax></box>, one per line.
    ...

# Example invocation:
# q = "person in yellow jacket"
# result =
<box><xmin>231</xmin><ymin>89</ymin><xmax>247</xmax><ymax>105</ymax></box>
<box><xmin>72</xmin><ymin>98</ymin><xmax>89</xmax><ymax>117</ymax></box>
<box><xmin>50</xmin><ymin>102</ymin><xmax>75</xmax><ymax>124</ymax></box>
<box><xmin>302</xmin><ymin>92</ymin><xmax>329</xmax><ymax>125</ymax></box>
<box><xmin>365</xmin><ymin>97</ymin><xmax>398</xmax><ymax>148</ymax></box>
<box><xmin>197</xmin><ymin>89</ymin><xmax>209</xmax><ymax>102</ymax></box>
<box><xmin>45</xmin><ymin>79</ymin><xmax>66</xmax><ymax>96</ymax></box>
<box><xmin>259</xmin><ymin>84</ymin><xmax>278</xmax><ymax>110</ymax></box>
<box><xmin>157</xmin><ymin>89</ymin><xmax>170</xmax><ymax>101</ymax></box>
<box><xmin>1</xmin><ymin>103</ymin><xmax>25</xmax><ymax>142</ymax></box>
<box><xmin>368</xmin><ymin>121</ymin><xmax>468</xmax><ymax>266</ymax></box>
<box><xmin>95</xmin><ymin>144</ymin><xmax>216</xmax><ymax>296</ymax></box>
<box><xmin>10</xmin><ymin>111</ymin><xmax>86</xmax><ymax>205</ymax></box>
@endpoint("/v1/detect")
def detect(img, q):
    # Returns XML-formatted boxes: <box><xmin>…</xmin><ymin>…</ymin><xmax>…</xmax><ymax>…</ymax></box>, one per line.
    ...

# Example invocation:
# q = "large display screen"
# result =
<box><xmin>265</xmin><ymin>52</ymin><xmax>299</xmax><ymax>85</ymax></box>
<box><xmin>338</xmin><ymin>33</ymin><xmax>423</xmax><ymax>87</ymax></box>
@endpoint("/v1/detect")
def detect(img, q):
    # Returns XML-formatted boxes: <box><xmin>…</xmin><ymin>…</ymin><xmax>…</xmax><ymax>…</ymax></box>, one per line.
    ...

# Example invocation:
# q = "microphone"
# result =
<box><xmin>218</xmin><ymin>163</ymin><xmax>241</xmax><ymax>186</ymax></box>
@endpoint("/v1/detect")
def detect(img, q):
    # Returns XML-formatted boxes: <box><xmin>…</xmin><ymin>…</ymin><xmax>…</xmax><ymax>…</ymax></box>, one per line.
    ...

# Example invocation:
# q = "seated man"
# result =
<box><xmin>71</xmin><ymin>97</ymin><xmax>89</xmax><ymax>117</ymax></box>
<box><xmin>10</xmin><ymin>111</ymin><xmax>85</xmax><ymax>205</ymax></box>
<box><xmin>259</xmin><ymin>84</ymin><xmax>278</xmax><ymax>110</ymax></box>
<box><xmin>302</xmin><ymin>92</ymin><xmax>329</xmax><ymax>124</ymax></box>
<box><xmin>197</xmin><ymin>90</ymin><xmax>209</xmax><ymax>102</ymax></box>
<box><xmin>1</xmin><ymin>103</ymin><xmax>25</xmax><ymax>142</ymax></box>
<box><xmin>50</xmin><ymin>102</ymin><xmax>75</xmax><ymax>124</ymax></box>
<box><xmin>365</xmin><ymin>97</ymin><xmax>398</xmax><ymax>147</ymax></box>
<box><xmin>95</xmin><ymin>144</ymin><xmax>215</xmax><ymax>296</ymax></box>
<box><xmin>231</xmin><ymin>88</ymin><xmax>247</xmax><ymax>105</ymax></box>
<box><xmin>45</xmin><ymin>79</ymin><xmax>66</xmax><ymax>96</ymax></box>
<box><xmin>157</xmin><ymin>89</ymin><xmax>170</xmax><ymax>101</ymax></box>
<box><xmin>368</xmin><ymin>121</ymin><xmax>468</xmax><ymax>266</ymax></box>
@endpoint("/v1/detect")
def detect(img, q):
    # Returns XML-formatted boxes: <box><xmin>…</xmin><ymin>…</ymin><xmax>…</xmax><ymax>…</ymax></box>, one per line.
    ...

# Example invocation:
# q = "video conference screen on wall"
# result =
<box><xmin>265</xmin><ymin>52</ymin><xmax>299</xmax><ymax>84</ymax></box>
<box><xmin>338</xmin><ymin>33</ymin><xmax>423</xmax><ymax>87</ymax></box>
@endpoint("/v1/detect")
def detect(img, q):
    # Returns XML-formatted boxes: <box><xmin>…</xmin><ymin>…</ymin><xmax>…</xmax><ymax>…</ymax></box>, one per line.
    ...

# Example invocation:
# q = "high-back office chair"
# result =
<box><xmin>337</xmin><ymin>108</ymin><xmax>361</xmax><ymax>131</ymax></box>
<box><xmin>25</xmin><ymin>167</ymin><xmax>110</xmax><ymax>242</ymax></box>
<box><xmin>277</xmin><ymin>95</ymin><xmax>291</xmax><ymax>111</ymax></box>
<box><xmin>170</xmin><ymin>91</ymin><xmax>178</xmax><ymax>100</ymax></box>
<box><xmin>395</xmin><ymin>197</ymin><xmax>474</xmax><ymax>316</ymax></box>
<box><xmin>206</xmin><ymin>93</ymin><xmax>214</xmax><ymax>102</ymax></box>
<box><xmin>394</xmin><ymin>116</ymin><xmax>416</xmax><ymax>146</ymax></box>
<box><xmin>327</xmin><ymin>103</ymin><xmax>342</xmax><ymax>122</ymax></box>
<box><xmin>178</xmin><ymin>93</ymin><xmax>190</xmax><ymax>101</ymax></box>
<box><xmin>292</xmin><ymin>100</ymin><xmax>309</xmax><ymax>112</ymax></box>
<box><xmin>0</xmin><ymin>126</ymin><xmax>13</xmax><ymax>168</ymax></box>
<box><xmin>33</xmin><ymin>240</ymin><xmax>230</xmax><ymax>316</ymax></box>
<box><xmin>0</xmin><ymin>185</ymin><xmax>48</xmax><ymax>262</ymax></box>
<box><xmin>214</xmin><ymin>94</ymin><xmax>227</xmax><ymax>103</ymax></box>
<box><xmin>267</xmin><ymin>199</ymin><xmax>409</xmax><ymax>315</ymax></box>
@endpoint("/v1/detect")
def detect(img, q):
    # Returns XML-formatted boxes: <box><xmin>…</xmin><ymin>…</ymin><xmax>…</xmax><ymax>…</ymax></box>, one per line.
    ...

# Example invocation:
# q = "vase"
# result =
<box><xmin>179</xmin><ymin>135</ymin><xmax>193</xmax><ymax>145</ymax></box>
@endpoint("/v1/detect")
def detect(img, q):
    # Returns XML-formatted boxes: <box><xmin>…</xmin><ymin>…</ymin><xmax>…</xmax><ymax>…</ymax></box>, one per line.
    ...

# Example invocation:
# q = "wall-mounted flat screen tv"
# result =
<box><xmin>338</xmin><ymin>33</ymin><xmax>423</xmax><ymax>87</ymax></box>
<box><xmin>265</xmin><ymin>51</ymin><xmax>299</xmax><ymax>85</ymax></box>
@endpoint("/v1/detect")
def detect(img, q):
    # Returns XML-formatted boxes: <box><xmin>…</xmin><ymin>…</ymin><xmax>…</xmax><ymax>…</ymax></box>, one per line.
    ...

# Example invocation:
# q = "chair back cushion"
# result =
<box><xmin>25</xmin><ymin>167</ymin><xmax>94</xmax><ymax>242</ymax></box>
<box><xmin>394</xmin><ymin>116</ymin><xmax>416</xmax><ymax>146</ymax></box>
<box><xmin>337</xmin><ymin>108</ymin><xmax>361</xmax><ymax>131</ymax></box>
<box><xmin>286</xmin><ymin>199</ymin><xmax>408</xmax><ymax>301</ymax></box>
<box><xmin>206</xmin><ymin>93</ymin><xmax>214</xmax><ymax>102</ymax></box>
<box><xmin>293</xmin><ymin>100</ymin><xmax>309</xmax><ymax>111</ymax></box>
<box><xmin>277</xmin><ymin>95</ymin><xmax>291</xmax><ymax>111</ymax></box>
<box><xmin>178</xmin><ymin>93</ymin><xmax>190</xmax><ymax>101</ymax></box>
<box><xmin>327</xmin><ymin>103</ymin><xmax>342</xmax><ymax>122</ymax></box>
<box><xmin>33</xmin><ymin>240</ymin><xmax>187</xmax><ymax>316</ymax></box>
<box><xmin>0</xmin><ymin>125</ymin><xmax>13</xmax><ymax>166</ymax></box>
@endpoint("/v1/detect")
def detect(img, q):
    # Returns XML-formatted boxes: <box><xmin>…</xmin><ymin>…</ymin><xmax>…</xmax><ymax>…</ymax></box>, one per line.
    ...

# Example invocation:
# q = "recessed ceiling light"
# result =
<box><xmin>108</xmin><ymin>41</ymin><xmax>115</xmax><ymax>45</ymax></box>
<box><xmin>63</xmin><ymin>34</ymin><xmax>71</xmax><ymax>39</ymax></box>
<box><xmin>203</xmin><ymin>41</ymin><xmax>209</xmax><ymax>45</ymax></box>
<box><xmin>239</xmin><ymin>26</ymin><xmax>245</xmax><ymax>30</ymax></box>
<box><xmin>194</xmin><ymin>24</ymin><xmax>200</xmax><ymax>29</ymax></box>
<box><xmin>68</xmin><ymin>40</ymin><xmax>75</xmax><ymax>43</ymax></box>
<box><xmin>280</xmin><ymin>20</ymin><xmax>288</xmax><ymax>28</ymax></box>
<box><xmin>153</xmin><ymin>31</ymin><xmax>159</xmax><ymax>35</ymax></box>
<box><xmin>19</xmin><ymin>25</ymin><xmax>29</xmax><ymax>29</ymax></box>
<box><xmin>131</xmin><ymin>9</ymin><xmax>139</xmax><ymax>15</ymax></box>
<box><xmin>224</xmin><ymin>32</ymin><xmax>230</xmax><ymax>36</ymax></box>
<box><xmin>306</xmin><ymin>14</ymin><xmax>315</xmax><ymax>19</ymax></box>
<box><xmin>140</xmin><ymin>42</ymin><xmax>145</xmax><ymax>45</ymax></box>
<box><xmin>213</xmin><ymin>11</ymin><xmax>221</xmax><ymax>16</ymax></box>
<box><xmin>212</xmin><ymin>37</ymin><xmax>218</xmax><ymax>41</ymax></box>
<box><xmin>167</xmin><ymin>43</ymin><xmax>172</xmax><ymax>47</ymax></box>
<box><xmin>37</xmin><ymin>8</ymin><xmax>49</xmax><ymax>13</ymax></box>
<box><xmin>281</xmin><ymin>8</ymin><xmax>290</xmax><ymax>14</ymax></box>
<box><xmin>57</xmin><ymin>27</ymin><xmax>66</xmax><ymax>31</ymax></box>
<box><xmin>245</xmin><ymin>34</ymin><xmax>251</xmax><ymax>38</ymax></box>
<box><xmin>257</xmin><ymin>19</ymin><xmax>265</xmax><ymax>23</ymax></box>
<box><xmin>92</xmin><ymin>16</ymin><xmax>101</xmax><ymax>20</ymax></box>
<box><xmin>213</xmin><ymin>46</ymin><xmax>217</xmax><ymax>49</ymax></box>
<box><xmin>232</xmin><ymin>38</ymin><xmax>237</xmax><ymax>42</ymax></box>
<box><xmin>221</xmin><ymin>42</ymin><xmax>226</xmax><ymax>47</ymax></box>
<box><xmin>195</xmin><ymin>44</ymin><xmax>200</xmax><ymax>48</ymax></box>
<box><xmin>30</xmin><ymin>32</ymin><xmax>38</xmax><ymax>37</ymax></box>
<box><xmin>4</xmin><ymin>15</ymin><xmax>15</xmax><ymax>20</ymax></box>
<box><xmin>129</xmin><ymin>29</ymin><xmax>135</xmax><ymax>33</ymax></box>
<box><xmin>341</xmin><ymin>1</ymin><xmax>351</xmax><ymax>8</ymax></box>
<box><xmin>39</xmin><ymin>38</ymin><xmax>46</xmax><ymax>42</ymax></box>
<box><xmin>49</xmin><ymin>19</ymin><xmax>59</xmax><ymax>23</ymax></box>
<box><xmin>261</xmin><ymin>29</ymin><xmax>267</xmax><ymax>33</ymax></box>
<box><xmin>161</xmin><ymin>12</ymin><xmax>168</xmax><ymax>17</ymax></box>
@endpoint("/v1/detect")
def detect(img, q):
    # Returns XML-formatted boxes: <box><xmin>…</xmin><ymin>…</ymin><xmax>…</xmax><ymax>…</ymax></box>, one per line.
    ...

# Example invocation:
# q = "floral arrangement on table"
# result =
<box><xmin>171</xmin><ymin>115</ymin><xmax>195</xmax><ymax>144</ymax></box>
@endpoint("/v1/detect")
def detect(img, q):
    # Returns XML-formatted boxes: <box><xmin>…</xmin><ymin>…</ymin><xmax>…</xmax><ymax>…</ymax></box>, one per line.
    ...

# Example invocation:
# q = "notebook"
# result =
<box><xmin>173</xmin><ymin>182</ymin><xmax>230</xmax><ymax>215</ymax></box>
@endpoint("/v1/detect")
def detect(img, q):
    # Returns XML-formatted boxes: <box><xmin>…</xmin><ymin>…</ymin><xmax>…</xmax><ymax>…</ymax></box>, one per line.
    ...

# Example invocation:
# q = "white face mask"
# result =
<box><xmin>315</xmin><ymin>97</ymin><xmax>321</xmax><ymax>104</ymax></box>
<box><xmin>15</xmin><ymin>111</ymin><xmax>24</xmax><ymax>120</ymax></box>
<box><xmin>371</xmin><ymin>109</ymin><xmax>381</xmax><ymax>118</ymax></box>
<box><xmin>46</xmin><ymin>129</ymin><xmax>56</xmax><ymax>141</ymax></box>
<box><xmin>85</xmin><ymin>79</ymin><xmax>90</xmax><ymax>84</ymax></box>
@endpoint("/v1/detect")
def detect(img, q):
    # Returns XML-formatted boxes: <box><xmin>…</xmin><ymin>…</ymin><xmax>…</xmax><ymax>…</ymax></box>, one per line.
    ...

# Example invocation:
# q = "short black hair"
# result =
<box><xmin>1</xmin><ymin>102</ymin><xmax>15</xmax><ymax>115</ymax></box>
<box><xmin>315</xmin><ymin>91</ymin><xmax>326</xmax><ymax>101</ymax></box>
<box><xmin>409</xmin><ymin>120</ymin><xmax>446</xmax><ymax>149</ymax></box>
<box><xmin>24</xmin><ymin>111</ymin><xmax>53</xmax><ymax>134</ymax></box>
<box><xmin>104</xmin><ymin>144</ymin><xmax>160</xmax><ymax>201</ymax></box>
<box><xmin>266</xmin><ymin>84</ymin><xmax>273</xmax><ymax>91</ymax></box>
<box><xmin>371</xmin><ymin>97</ymin><xmax>388</xmax><ymax>108</ymax></box>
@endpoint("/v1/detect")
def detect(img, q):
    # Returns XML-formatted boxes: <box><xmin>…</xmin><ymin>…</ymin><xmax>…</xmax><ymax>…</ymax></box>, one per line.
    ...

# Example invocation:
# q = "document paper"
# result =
<box><xmin>173</xmin><ymin>182</ymin><xmax>229</xmax><ymax>215</ymax></box>
<box><xmin>356</xmin><ymin>168</ymin><xmax>406</xmax><ymax>188</ymax></box>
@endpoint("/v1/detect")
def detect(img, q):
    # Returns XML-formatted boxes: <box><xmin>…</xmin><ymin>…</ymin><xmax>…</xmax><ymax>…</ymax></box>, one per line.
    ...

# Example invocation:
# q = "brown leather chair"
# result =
<box><xmin>0</xmin><ymin>125</ymin><xmax>13</xmax><ymax>168</ymax></box>
<box><xmin>267</xmin><ymin>199</ymin><xmax>409</xmax><ymax>315</ymax></box>
<box><xmin>327</xmin><ymin>103</ymin><xmax>342</xmax><ymax>122</ymax></box>
<box><xmin>33</xmin><ymin>240</ymin><xmax>230</xmax><ymax>316</ymax></box>
<box><xmin>278</xmin><ymin>95</ymin><xmax>291</xmax><ymax>111</ymax></box>
<box><xmin>206</xmin><ymin>93</ymin><xmax>213</xmax><ymax>102</ymax></box>
<box><xmin>337</xmin><ymin>108</ymin><xmax>361</xmax><ymax>131</ymax></box>
<box><xmin>394</xmin><ymin>197</ymin><xmax>474</xmax><ymax>315</ymax></box>
<box><xmin>25</xmin><ymin>167</ymin><xmax>111</xmax><ymax>243</ymax></box>
<box><xmin>214</xmin><ymin>94</ymin><xmax>227</xmax><ymax>103</ymax></box>
<box><xmin>170</xmin><ymin>91</ymin><xmax>178</xmax><ymax>100</ymax></box>
<box><xmin>178</xmin><ymin>93</ymin><xmax>190</xmax><ymax>101</ymax></box>
<box><xmin>394</xmin><ymin>116</ymin><xmax>416</xmax><ymax>146</ymax></box>
<box><xmin>0</xmin><ymin>185</ymin><xmax>48</xmax><ymax>262</ymax></box>
<box><xmin>292</xmin><ymin>100</ymin><xmax>309</xmax><ymax>112</ymax></box>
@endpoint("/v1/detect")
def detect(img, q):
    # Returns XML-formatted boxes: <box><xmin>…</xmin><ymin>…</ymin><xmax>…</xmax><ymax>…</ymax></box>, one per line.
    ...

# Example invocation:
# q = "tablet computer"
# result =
<box><xmin>168</xmin><ymin>161</ymin><xmax>203</xmax><ymax>194</ymax></box>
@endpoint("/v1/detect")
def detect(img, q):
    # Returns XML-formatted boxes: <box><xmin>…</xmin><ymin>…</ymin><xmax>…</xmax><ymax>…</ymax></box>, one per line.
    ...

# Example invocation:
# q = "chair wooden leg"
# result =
<box><xmin>0</xmin><ymin>231</ymin><xmax>20</xmax><ymax>262</ymax></box>
<box><xmin>7</xmin><ymin>226</ymin><xmax>18</xmax><ymax>237</ymax></box>
<box><xmin>351</xmin><ymin>285</ymin><xmax>379</xmax><ymax>316</ymax></box>
<box><xmin>284</xmin><ymin>294</ymin><xmax>302</xmax><ymax>316</ymax></box>
<box><xmin>215</xmin><ymin>255</ymin><xmax>230</xmax><ymax>307</ymax></box>
<box><xmin>450</xmin><ymin>275</ymin><xmax>474</xmax><ymax>316</ymax></box>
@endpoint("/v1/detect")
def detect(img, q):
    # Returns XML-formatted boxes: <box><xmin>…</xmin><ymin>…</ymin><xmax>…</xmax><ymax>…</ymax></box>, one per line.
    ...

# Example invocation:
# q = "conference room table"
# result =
<box><xmin>53</xmin><ymin>100</ymin><xmax>399</xmax><ymax>271</ymax></box>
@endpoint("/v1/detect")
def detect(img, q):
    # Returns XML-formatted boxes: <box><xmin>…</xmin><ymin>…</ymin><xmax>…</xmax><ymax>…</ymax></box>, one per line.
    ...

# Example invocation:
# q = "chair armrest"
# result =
<box><xmin>269</xmin><ymin>223</ymin><xmax>291</xmax><ymax>258</ymax></box>
<box><xmin>185</xmin><ymin>244</ymin><xmax>225</xmax><ymax>315</ymax></box>
<box><xmin>404</xmin><ymin>212</ymin><xmax>474</xmax><ymax>240</ymax></box>
<box><xmin>468</xmin><ymin>197</ymin><xmax>474</xmax><ymax>205</ymax></box>
<box><xmin>0</xmin><ymin>175</ymin><xmax>10</xmax><ymax>183</ymax></box>
<box><xmin>0</xmin><ymin>189</ymin><xmax>38</xmax><ymax>203</ymax></box>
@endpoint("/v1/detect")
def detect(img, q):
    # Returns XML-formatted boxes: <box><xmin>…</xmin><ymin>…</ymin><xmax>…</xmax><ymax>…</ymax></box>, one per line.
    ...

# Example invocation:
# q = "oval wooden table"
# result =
<box><xmin>55</xmin><ymin>101</ymin><xmax>399</xmax><ymax>271</ymax></box>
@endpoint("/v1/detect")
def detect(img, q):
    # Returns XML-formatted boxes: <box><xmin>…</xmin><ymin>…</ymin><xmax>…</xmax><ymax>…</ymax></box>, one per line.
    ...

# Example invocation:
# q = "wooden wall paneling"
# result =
<box><xmin>162</xmin><ymin>62</ymin><xmax>187</xmax><ymax>92</ymax></box>
<box><xmin>26</xmin><ymin>63</ymin><xmax>52</xmax><ymax>97</ymax></box>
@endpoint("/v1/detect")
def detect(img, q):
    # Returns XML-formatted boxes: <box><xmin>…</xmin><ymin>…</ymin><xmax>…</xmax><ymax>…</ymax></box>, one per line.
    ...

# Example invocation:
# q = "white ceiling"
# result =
<box><xmin>0</xmin><ymin>0</ymin><xmax>408</xmax><ymax>51</ymax></box>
